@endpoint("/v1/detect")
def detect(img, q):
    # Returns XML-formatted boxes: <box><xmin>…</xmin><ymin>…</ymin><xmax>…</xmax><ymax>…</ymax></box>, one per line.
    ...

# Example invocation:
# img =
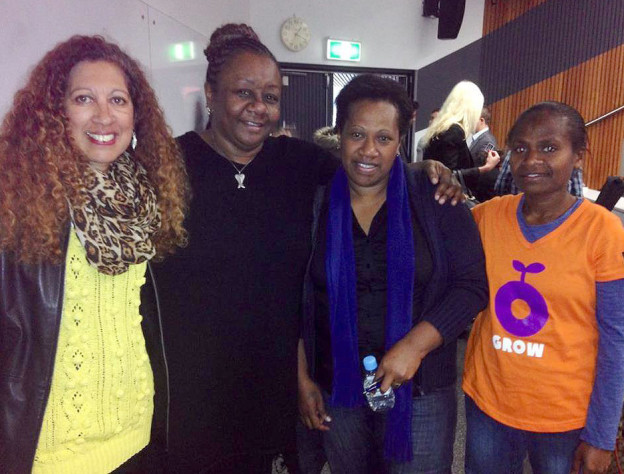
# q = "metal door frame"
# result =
<box><xmin>280</xmin><ymin>63</ymin><xmax>416</xmax><ymax>161</ymax></box>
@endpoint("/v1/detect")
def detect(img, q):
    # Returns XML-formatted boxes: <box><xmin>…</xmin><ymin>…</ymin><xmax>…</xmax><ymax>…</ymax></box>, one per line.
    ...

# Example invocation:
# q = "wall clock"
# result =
<box><xmin>280</xmin><ymin>16</ymin><xmax>311</xmax><ymax>52</ymax></box>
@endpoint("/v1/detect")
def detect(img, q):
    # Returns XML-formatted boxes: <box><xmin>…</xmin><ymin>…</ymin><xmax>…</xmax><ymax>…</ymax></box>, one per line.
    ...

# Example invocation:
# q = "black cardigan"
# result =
<box><xmin>423</xmin><ymin>124</ymin><xmax>482</xmax><ymax>192</ymax></box>
<box><xmin>423</xmin><ymin>124</ymin><xmax>473</xmax><ymax>172</ymax></box>
<box><xmin>301</xmin><ymin>167</ymin><xmax>488</xmax><ymax>393</ymax></box>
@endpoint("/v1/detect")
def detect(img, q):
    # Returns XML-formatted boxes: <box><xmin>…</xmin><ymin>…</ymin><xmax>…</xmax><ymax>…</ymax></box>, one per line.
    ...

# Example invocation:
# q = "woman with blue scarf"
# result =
<box><xmin>297</xmin><ymin>75</ymin><xmax>489</xmax><ymax>474</ymax></box>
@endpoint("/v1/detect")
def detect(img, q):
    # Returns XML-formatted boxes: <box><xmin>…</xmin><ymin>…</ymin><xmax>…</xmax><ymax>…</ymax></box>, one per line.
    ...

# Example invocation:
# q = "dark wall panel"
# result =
<box><xmin>483</xmin><ymin>0</ymin><xmax>549</xmax><ymax>36</ymax></box>
<box><xmin>280</xmin><ymin>72</ymin><xmax>330</xmax><ymax>142</ymax></box>
<box><xmin>480</xmin><ymin>0</ymin><xmax>624</xmax><ymax>104</ymax></box>
<box><xmin>416</xmin><ymin>0</ymin><xmax>624</xmax><ymax>188</ymax></box>
<box><xmin>417</xmin><ymin>0</ymin><xmax>624</xmax><ymax>117</ymax></box>
<box><xmin>489</xmin><ymin>44</ymin><xmax>624</xmax><ymax>189</ymax></box>
<box><xmin>415</xmin><ymin>40</ymin><xmax>481</xmax><ymax>129</ymax></box>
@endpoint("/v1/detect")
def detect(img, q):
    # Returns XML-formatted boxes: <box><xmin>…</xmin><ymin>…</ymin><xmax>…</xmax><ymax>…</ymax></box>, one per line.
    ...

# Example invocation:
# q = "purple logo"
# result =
<box><xmin>494</xmin><ymin>260</ymin><xmax>549</xmax><ymax>337</ymax></box>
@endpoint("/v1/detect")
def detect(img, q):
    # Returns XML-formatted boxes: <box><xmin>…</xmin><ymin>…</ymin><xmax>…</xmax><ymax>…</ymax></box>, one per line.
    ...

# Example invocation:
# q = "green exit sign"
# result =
<box><xmin>169</xmin><ymin>41</ymin><xmax>196</xmax><ymax>62</ymax></box>
<box><xmin>326</xmin><ymin>39</ymin><xmax>361</xmax><ymax>62</ymax></box>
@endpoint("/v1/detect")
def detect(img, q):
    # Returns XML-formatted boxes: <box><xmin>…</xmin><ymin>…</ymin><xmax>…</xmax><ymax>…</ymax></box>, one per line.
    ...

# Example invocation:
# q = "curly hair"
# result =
<box><xmin>335</xmin><ymin>74</ymin><xmax>414</xmax><ymax>137</ymax></box>
<box><xmin>204</xmin><ymin>23</ymin><xmax>278</xmax><ymax>91</ymax></box>
<box><xmin>0</xmin><ymin>35</ymin><xmax>189</xmax><ymax>263</ymax></box>
<box><xmin>422</xmin><ymin>80</ymin><xmax>484</xmax><ymax>146</ymax></box>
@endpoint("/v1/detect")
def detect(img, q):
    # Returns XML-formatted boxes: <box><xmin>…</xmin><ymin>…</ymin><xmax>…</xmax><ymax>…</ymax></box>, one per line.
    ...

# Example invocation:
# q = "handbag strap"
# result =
<box><xmin>453</xmin><ymin>169</ymin><xmax>476</xmax><ymax>199</ymax></box>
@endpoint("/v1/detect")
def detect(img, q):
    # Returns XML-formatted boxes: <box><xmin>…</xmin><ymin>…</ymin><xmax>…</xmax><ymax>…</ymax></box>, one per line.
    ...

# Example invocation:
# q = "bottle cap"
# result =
<box><xmin>363</xmin><ymin>355</ymin><xmax>378</xmax><ymax>371</ymax></box>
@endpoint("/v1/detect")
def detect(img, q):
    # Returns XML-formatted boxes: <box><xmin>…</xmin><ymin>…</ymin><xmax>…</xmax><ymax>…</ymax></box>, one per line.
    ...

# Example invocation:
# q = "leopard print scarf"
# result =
<box><xmin>68</xmin><ymin>153</ymin><xmax>161</xmax><ymax>276</ymax></box>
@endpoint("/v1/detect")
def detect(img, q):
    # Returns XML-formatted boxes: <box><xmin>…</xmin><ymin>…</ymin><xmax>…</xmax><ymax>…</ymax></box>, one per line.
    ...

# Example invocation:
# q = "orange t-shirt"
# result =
<box><xmin>463</xmin><ymin>195</ymin><xmax>624</xmax><ymax>432</ymax></box>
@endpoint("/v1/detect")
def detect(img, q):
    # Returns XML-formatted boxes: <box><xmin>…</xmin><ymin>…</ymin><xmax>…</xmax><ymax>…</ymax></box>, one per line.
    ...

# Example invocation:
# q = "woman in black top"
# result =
<box><xmin>297</xmin><ymin>75</ymin><xmax>488</xmax><ymax>474</ymax></box>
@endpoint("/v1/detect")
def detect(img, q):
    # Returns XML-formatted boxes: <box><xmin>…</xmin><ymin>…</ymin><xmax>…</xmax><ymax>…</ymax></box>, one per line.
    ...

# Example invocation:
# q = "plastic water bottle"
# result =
<box><xmin>362</xmin><ymin>355</ymin><xmax>395</xmax><ymax>413</ymax></box>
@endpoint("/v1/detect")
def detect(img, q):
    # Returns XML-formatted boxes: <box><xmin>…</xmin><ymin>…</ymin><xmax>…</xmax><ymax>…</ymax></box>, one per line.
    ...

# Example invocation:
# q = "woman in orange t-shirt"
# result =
<box><xmin>463</xmin><ymin>102</ymin><xmax>624</xmax><ymax>474</ymax></box>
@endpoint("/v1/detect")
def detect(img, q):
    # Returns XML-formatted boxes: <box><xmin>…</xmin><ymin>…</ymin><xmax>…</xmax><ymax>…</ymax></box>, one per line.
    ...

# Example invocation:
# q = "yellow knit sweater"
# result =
<box><xmin>32</xmin><ymin>231</ymin><xmax>154</xmax><ymax>473</ymax></box>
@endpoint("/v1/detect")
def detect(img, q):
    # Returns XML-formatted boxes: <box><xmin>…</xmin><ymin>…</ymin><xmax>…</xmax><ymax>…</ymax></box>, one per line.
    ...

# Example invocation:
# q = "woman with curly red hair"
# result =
<box><xmin>0</xmin><ymin>35</ymin><xmax>188</xmax><ymax>473</ymax></box>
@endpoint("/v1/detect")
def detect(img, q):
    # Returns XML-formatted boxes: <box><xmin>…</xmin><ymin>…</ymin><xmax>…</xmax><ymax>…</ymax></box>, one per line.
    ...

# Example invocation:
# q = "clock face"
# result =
<box><xmin>280</xmin><ymin>17</ymin><xmax>310</xmax><ymax>52</ymax></box>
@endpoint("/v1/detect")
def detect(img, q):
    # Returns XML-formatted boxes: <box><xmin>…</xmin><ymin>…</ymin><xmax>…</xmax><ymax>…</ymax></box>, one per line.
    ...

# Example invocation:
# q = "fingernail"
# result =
<box><xmin>325</xmin><ymin>416</ymin><xmax>332</xmax><ymax>422</ymax></box>
<box><xmin>434</xmin><ymin>193</ymin><xmax>440</xmax><ymax>201</ymax></box>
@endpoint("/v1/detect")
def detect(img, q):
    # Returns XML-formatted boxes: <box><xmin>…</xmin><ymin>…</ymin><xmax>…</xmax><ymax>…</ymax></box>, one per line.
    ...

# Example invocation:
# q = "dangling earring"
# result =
<box><xmin>131</xmin><ymin>131</ymin><xmax>138</xmax><ymax>150</ymax></box>
<box><xmin>206</xmin><ymin>105</ymin><xmax>212</xmax><ymax>128</ymax></box>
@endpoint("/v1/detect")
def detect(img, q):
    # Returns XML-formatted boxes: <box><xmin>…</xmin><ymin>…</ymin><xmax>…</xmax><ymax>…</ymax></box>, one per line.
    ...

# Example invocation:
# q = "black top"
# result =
<box><xmin>310</xmin><ymin>200</ymin><xmax>433</xmax><ymax>394</ymax></box>
<box><xmin>422</xmin><ymin>124</ymin><xmax>473</xmax><ymax>171</ymax></box>
<box><xmin>424</xmin><ymin>124</ymin><xmax>482</xmax><ymax>194</ymax></box>
<box><xmin>150</xmin><ymin>132</ymin><xmax>338</xmax><ymax>470</ymax></box>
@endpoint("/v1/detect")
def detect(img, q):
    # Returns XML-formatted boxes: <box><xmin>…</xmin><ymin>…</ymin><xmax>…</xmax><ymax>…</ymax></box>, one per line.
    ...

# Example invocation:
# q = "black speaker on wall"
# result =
<box><xmin>438</xmin><ymin>0</ymin><xmax>465</xmax><ymax>39</ymax></box>
<box><xmin>423</xmin><ymin>0</ymin><xmax>439</xmax><ymax>17</ymax></box>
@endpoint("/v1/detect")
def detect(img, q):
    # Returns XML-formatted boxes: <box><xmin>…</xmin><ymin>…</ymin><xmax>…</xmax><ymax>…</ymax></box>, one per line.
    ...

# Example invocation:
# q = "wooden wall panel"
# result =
<box><xmin>483</xmin><ymin>0</ymin><xmax>549</xmax><ymax>35</ymax></box>
<box><xmin>489</xmin><ymin>44</ymin><xmax>624</xmax><ymax>189</ymax></box>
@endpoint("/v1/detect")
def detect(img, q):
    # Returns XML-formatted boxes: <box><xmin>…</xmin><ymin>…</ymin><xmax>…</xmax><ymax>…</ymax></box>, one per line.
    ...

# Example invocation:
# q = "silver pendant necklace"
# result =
<box><xmin>206</xmin><ymin>131</ymin><xmax>256</xmax><ymax>189</ymax></box>
<box><xmin>228</xmin><ymin>159</ymin><xmax>254</xmax><ymax>189</ymax></box>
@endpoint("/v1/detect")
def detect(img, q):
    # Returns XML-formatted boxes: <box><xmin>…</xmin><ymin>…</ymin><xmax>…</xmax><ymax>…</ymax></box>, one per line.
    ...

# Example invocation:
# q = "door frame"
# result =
<box><xmin>280</xmin><ymin>63</ymin><xmax>416</xmax><ymax>161</ymax></box>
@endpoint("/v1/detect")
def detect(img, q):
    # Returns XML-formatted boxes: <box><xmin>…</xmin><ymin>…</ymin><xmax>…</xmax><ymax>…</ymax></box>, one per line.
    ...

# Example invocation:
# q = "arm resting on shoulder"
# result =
<box><xmin>410</xmin><ymin>160</ymin><xmax>464</xmax><ymax>205</ymax></box>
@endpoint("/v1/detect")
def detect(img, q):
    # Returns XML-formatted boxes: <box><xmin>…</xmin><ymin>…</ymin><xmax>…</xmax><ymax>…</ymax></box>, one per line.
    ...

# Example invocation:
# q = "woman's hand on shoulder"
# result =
<box><xmin>298</xmin><ymin>374</ymin><xmax>331</xmax><ymax>431</ymax></box>
<box><xmin>571</xmin><ymin>441</ymin><xmax>612</xmax><ymax>474</ymax></box>
<box><xmin>410</xmin><ymin>160</ymin><xmax>464</xmax><ymax>205</ymax></box>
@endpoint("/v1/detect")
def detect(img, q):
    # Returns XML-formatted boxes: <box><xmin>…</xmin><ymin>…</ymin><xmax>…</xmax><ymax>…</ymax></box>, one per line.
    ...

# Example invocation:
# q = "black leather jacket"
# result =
<box><xmin>0</xmin><ymin>231</ymin><xmax>169</xmax><ymax>473</ymax></box>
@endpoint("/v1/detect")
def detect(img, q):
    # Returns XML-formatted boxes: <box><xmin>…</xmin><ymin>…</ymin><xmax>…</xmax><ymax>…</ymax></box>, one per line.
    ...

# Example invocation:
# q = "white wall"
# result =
<box><xmin>0</xmin><ymin>0</ymin><xmax>150</xmax><ymax>115</ymax></box>
<box><xmin>141</xmin><ymin>0</ymin><xmax>250</xmax><ymax>38</ymax></box>
<box><xmin>147</xmin><ymin>8</ymin><xmax>212</xmax><ymax>135</ymax></box>
<box><xmin>139</xmin><ymin>0</ymin><xmax>485</xmax><ymax>69</ymax></box>
<box><xmin>251</xmin><ymin>0</ymin><xmax>484</xmax><ymax>69</ymax></box>
<box><xmin>0</xmin><ymin>0</ymin><xmax>484</xmax><ymax>135</ymax></box>
<box><xmin>0</xmin><ymin>0</ymin><xmax>213</xmax><ymax>136</ymax></box>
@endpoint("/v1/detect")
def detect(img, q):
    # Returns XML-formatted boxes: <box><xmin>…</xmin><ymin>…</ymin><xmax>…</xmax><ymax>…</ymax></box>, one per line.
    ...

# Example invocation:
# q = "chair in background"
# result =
<box><xmin>595</xmin><ymin>176</ymin><xmax>624</xmax><ymax>212</ymax></box>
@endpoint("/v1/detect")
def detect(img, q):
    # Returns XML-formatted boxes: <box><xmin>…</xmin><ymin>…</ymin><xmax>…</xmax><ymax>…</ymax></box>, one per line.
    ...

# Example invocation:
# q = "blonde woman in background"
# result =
<box><xmin>422</xmin><ymin>81</ymin><xmax>498</xmax><ymax>193</ymax></box>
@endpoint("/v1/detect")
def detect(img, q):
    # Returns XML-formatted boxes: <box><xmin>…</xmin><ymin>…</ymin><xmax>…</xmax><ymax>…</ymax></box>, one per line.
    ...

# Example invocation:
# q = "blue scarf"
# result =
<box><xmin>326</xmin><ymin>157</ymin><xmax>415</xmax><ymax>462</ymax></box>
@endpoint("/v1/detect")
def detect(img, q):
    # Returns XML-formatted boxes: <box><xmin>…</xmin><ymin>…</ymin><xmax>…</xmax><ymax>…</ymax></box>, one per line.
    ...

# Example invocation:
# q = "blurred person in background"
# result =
<box><xmin>469</xmin><ymin>107</ymin><xmax>499</xmax><ymax>201</ymax></box>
